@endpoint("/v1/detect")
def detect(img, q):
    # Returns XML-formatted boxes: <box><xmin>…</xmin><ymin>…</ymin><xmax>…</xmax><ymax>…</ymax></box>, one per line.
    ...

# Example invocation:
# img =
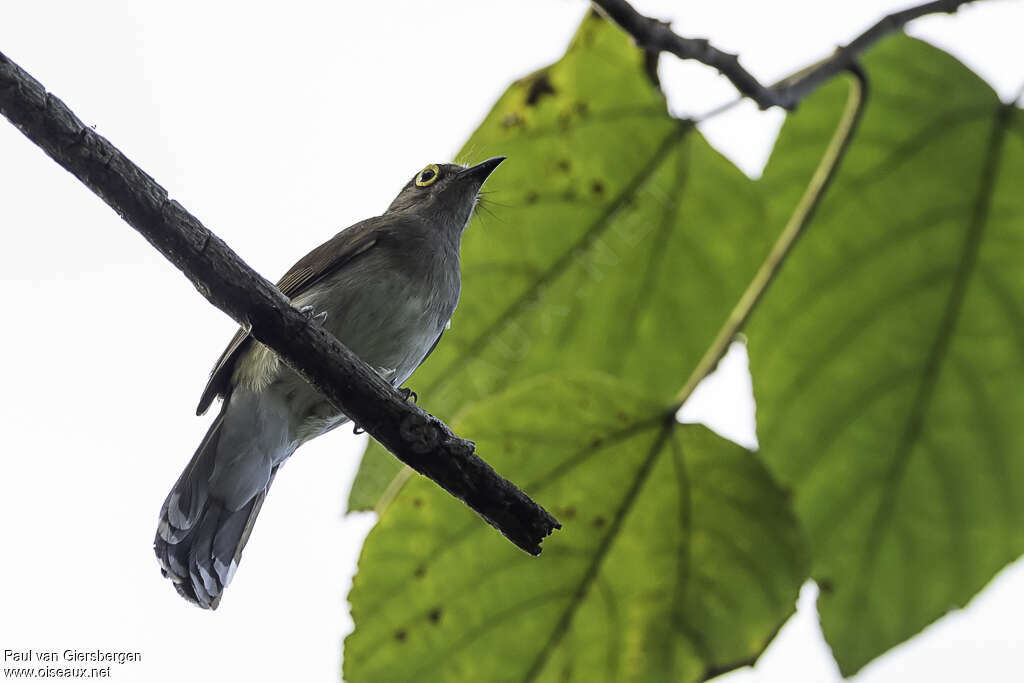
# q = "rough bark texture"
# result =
<box><xmin>0</xmin><ymin>50</ymin><xmax>559</xmax><ymax>556</ymax></box>
<box><xmin>590</xmin><ymin>0</ymin><xmax>979</xmax><ymax>110</ymax></box>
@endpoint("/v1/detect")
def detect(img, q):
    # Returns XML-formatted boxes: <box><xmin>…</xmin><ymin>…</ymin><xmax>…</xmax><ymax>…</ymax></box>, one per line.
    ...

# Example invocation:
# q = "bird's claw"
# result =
<box><xmin>299</xmin><ymin>305</ymin><xmax>328</xmax><ymax>323</ymax></box>
<box><xmin>350</xmin><ymin>389</ymin><xmax>414</xmax><ymax>435</ymax></box>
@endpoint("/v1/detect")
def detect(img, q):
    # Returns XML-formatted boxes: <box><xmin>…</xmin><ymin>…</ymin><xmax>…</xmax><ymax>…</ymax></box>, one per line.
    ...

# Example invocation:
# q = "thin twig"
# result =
<box><xmin>591</xmin><ymin>0</ymin><xmax>980</xmax><ymax>110</ymax></box>
<box><xmin>0</xmin><ymin>50</ymin><xmax>560</xmax><ymax>555</ymax></box>
<box><xmin>672</xmin><ymin>67</ymin><xmax>869</xmax><ymax>411</ymax></box>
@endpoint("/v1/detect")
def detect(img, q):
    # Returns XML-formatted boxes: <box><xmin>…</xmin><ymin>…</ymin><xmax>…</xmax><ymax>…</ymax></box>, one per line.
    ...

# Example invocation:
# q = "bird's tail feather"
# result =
<box><xmin>154</xmin><ymin>408</ymin><xmax>275</xmax><ymax>609</ymax></box>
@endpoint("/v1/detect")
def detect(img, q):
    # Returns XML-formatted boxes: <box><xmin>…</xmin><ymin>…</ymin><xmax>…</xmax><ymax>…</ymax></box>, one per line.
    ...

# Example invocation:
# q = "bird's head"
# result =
<box><xmin>386</xmin><ymin>157</ymin><xmax>505</xmax><ymax>233</ymax></box>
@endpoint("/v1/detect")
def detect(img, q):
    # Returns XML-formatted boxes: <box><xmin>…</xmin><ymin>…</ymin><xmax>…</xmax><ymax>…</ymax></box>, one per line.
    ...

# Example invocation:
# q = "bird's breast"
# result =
<box><xmin>297</xmin><ymin>257</ymin><xmax>457</xmax><ymax>383</ymax></box>
<box><xmin>234</xmin><ymin>244</ymin><xmax>459</xmax><ymax>446</ymax></box>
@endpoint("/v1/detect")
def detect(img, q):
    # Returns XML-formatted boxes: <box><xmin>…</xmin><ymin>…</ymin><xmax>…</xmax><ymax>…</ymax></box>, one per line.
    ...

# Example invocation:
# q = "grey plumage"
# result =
<box><xmin>154</xmin><ymin>158</ymin><xmax>504</xmax><ymax>608</ymax></box>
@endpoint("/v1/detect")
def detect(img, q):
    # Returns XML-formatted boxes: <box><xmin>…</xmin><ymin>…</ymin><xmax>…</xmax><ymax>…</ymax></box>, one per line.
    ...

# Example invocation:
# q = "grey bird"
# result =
<box><xmin>154</xmin><ymin>157</ymin><xmax>505</xmax><ymax>609</ymax></box>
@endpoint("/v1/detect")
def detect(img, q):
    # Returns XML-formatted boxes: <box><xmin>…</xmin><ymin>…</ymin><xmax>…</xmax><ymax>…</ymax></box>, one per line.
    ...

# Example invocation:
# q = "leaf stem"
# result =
<box><xmin>670</xmin><ymin>68</ymin><xmax>869</xmax><ymax>413</ymax></box>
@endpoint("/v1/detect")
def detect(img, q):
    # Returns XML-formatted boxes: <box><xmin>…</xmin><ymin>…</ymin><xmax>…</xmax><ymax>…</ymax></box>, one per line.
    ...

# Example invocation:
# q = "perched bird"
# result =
<box><xmin>154</xmin><ymin>157</ymin><xmax>505</xmax><ymax>609</ymax></box>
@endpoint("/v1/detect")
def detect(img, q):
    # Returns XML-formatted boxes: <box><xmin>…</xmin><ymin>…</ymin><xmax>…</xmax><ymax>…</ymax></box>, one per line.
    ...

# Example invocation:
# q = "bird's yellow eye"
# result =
<box><xmin>415</xmin><ymin>164</ymin><xmax>440</xmax><ymax>187</ymax></box>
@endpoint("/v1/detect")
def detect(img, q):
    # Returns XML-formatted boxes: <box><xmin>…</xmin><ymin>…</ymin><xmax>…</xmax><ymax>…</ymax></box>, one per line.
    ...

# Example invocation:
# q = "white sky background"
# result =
<box><xmin>0</xmin><ymin>1</ymin><xmax>1021</xmax><ymax>681</ymax></box>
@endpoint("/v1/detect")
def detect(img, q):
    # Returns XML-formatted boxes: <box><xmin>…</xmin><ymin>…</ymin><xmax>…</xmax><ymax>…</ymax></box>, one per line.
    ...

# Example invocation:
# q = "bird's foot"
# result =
<box><xmin>299</xmin><ymin>304</ymin><xmax>328</xmax><ymax>323</ymax></box>
<box><xmin>351</xmin><ymin>389</ymin><xmax>415</xmax><ymax>435</ymax></box>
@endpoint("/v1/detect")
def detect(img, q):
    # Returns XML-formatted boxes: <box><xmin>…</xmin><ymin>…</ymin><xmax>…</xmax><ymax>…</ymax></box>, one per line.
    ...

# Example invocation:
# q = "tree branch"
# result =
<box><xmin>590</xmin><ymin>0</ymin><xmax>980</xmax><ymax>110</ymax></box>
<box><xmin>0</xmin><ymin>50</ymin><xmax>560</xmax><ymax>556</ymax></box>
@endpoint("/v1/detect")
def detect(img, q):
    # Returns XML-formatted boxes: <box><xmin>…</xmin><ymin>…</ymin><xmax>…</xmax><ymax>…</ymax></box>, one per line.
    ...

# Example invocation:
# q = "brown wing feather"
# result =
<box><xmin>195</xmin><ymin>218</ymin><xmax>383</xmax><ymax>415</ymax></box>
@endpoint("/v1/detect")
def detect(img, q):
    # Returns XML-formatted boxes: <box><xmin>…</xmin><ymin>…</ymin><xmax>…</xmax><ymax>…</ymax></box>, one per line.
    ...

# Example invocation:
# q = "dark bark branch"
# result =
<box><xmin>0</xmin><ymin>50</ymin><xmax>559</xmax><ymax>555</ymax></box>
<box><xmin>590</xmin><ymin>0</ymin><xmax>980</xmax><ymax>110</ymax></box>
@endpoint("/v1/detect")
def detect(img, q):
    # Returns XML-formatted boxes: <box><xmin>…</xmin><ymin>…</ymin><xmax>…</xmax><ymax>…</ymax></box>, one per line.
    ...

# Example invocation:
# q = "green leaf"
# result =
<box><xmin>749</xmin><ymin>36</ymin><xmax>1024</xmax><ymax>674</ymax></box>
<box><xmin>344</xmin><ymin>374</ymin><xmax>807</xmax><ymax>683</ymax></box>
<box><xmin>348</xmin><ymin>12</ymin><xmax>770</xmax><ymax>511</ymax></box>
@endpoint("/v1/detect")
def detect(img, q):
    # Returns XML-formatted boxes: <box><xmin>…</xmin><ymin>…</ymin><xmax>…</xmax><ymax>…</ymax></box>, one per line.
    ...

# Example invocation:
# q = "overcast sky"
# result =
<box><xmin>1</xmin><ymin>2</ymin><xmax>1021</xmax><ymax>682</ymax></box>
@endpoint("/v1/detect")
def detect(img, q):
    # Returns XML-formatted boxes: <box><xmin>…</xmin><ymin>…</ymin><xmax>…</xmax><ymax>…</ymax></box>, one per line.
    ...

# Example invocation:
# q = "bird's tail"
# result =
<box><xmin>153</xmin><ymin>409</ymin><xmax>275</xmax><ymax>609</ymax></box>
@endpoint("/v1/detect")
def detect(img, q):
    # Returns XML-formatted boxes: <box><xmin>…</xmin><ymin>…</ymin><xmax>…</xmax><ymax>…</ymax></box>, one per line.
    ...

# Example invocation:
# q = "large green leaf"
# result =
<box><xmin>749</xmin><ymin>36</ymin><xmax>1024</xmax><ymax>674</ymax></box>
<box><xmin>344</xmin><ymin>374</ymin><xmax>807</xmax><ymax>683</ymax></box>
<box><xmin>348</xmin><ymin>12</ymin><xmax>770</xmax><ymax>511</ymax></box>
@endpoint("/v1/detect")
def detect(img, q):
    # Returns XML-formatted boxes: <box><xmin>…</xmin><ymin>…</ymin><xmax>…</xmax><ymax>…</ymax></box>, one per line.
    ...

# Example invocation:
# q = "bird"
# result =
<box><xmin>154</xmin><ymin>157</ymin><xmax>505</xmax><ymax>609</ymax></box>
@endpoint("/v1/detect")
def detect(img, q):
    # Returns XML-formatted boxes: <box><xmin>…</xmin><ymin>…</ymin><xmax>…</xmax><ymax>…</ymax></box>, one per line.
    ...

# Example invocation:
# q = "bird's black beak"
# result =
<box><xmin>459</xmin><ymin>156</ymin><xmax>506</xmax><ymax>185</ymax></box>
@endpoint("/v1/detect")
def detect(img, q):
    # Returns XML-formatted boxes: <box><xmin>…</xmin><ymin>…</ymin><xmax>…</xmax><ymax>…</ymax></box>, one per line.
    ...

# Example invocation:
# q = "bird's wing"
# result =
<box><xmin>419</xmin><ymin>330</ymin><xmax>444</xmax><ymax>368</ymax></box>
<box><xmin>195</xmin><ymin>218</ymin><xmax>382</xmax><ymax>415</ymax></box>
